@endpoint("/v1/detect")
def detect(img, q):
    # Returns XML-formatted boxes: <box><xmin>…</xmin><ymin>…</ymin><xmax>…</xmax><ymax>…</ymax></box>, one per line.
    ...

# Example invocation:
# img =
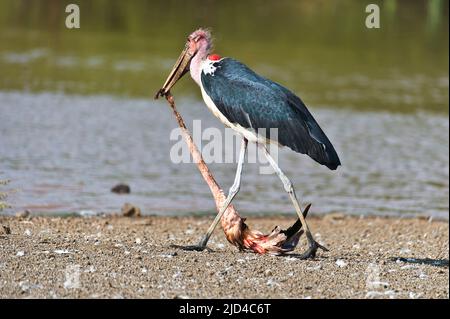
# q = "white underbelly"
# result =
<box><xmin>199</xmin><ymin>84</ymin><xmax>265</xmax><ymax>144</ymax></box>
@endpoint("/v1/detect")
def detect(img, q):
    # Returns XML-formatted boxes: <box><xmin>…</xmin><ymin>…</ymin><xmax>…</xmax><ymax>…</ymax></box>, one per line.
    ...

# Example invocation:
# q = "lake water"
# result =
<box><xmin>0</xmin><ymin>0</ymin><xmax>448</xmax><ymax>219</ymax></box>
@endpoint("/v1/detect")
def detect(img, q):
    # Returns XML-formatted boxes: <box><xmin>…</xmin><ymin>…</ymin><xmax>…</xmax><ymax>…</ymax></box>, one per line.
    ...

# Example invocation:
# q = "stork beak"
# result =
<box><xmin>155</xmin><ymin>43</ymin><xmax>194</xmax><ymax>99</ymax></box>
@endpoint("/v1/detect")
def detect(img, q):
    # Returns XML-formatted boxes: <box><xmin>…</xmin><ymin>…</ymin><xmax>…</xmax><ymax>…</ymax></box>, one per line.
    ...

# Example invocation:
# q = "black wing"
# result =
<box><xmin>201</xmin><ymin>58</ymin><xmax>341</xmax><ymax>170</ymax></box>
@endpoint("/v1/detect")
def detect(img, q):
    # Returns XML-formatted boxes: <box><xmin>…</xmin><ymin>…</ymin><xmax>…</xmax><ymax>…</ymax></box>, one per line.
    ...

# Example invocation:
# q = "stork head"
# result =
<box><xmin>155</xmin><ymin>28</ymin><xmax>212</xmax><ymax>98</ymax></box>
<box><xmin>188</xmin><ymin>28</ymin><xmax>212</xmax><ymax>53</ymax></box>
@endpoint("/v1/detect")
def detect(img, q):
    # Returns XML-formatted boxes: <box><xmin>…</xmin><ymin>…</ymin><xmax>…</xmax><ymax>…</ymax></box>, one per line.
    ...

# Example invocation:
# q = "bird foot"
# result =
<box><xmin>170</xmin><ymin>244</ymin><xmax>213</xmax><ymax>252</ymax></box>
<box><xmin>297</xmin><ymin>239</ymin><xmax>329</xmax><ymax>260</ymax></box>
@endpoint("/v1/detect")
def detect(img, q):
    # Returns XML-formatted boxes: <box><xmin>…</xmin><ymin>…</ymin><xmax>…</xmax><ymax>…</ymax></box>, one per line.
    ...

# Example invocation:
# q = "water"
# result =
<box><xmin>0</xmin><ymin>0</ymin><xmax>448</xmax><ymax>218</ymax></box>
<box><xmin>1</xmin><ymin>91</ymin><xmax>448</xmax><ymax>219</ymax></box>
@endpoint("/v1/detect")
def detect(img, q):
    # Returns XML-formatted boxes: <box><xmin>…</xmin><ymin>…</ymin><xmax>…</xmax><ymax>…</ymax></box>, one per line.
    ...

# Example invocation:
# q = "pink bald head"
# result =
<box><xmin>188</xmin><ymin>28</ymin><xmax>212</xmax><ymax>46</ymax></box>
<box><xmin>187</xmin><ymin>28</ymin><xmax>215</xmax><ymax>85</ymax></box>
<box><xmin>185</xmin><ymin>28</ymin><xmax>213</xmax><ymax>60</ymax></box>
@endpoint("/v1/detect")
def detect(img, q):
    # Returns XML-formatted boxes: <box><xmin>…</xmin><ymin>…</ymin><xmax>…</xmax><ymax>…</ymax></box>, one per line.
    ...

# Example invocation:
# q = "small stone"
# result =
<box><xmin>121</xmin><ymin>203</ymin><xmax>141</xmax><ymax>217</ymax></box>
<box><xmin>1</xmin><ymin>225</ymin><xmax>11</xmax><ymax>235</ymax></box>
<box><xmin>54</xmin><ymin>249</ymin><xmax>71</xmax><ymax>254</ymax></box>
<box><xmin>111</xmin><ymin>184</ymin><xmax>131</xmax><ymax>194</ymax></box>
<box><xmin>15</xmin><ymin>210</ymin><xmax>31</xmax><ymax>218</ymax></box>
<box><xmin>419</xmin><ymin>272</ymin><xmax>428</xmax><ymax>279</ymax></box>
<box><xmin>266</xmin><ymin>278</ymin><xmax>278</xmax><ymax>287</ymax></box>
<box><xmin>335</xmin><ymin>259</ymin><xmax>347</xmax><ymax>268</ymax></box>
<box><xmin>324</xmin><ymin>213</ymin><xmax>346</xmax><ymax>221</ymax></box>
<box><xmin>78</xmin><ymin>210</ymin><xmax>98</xmax><ymax>217</ymax></box>
<box><xmin>307</xmin><ymin>264</ymin><xmax>322</xmax><ymax>271</ymax></box>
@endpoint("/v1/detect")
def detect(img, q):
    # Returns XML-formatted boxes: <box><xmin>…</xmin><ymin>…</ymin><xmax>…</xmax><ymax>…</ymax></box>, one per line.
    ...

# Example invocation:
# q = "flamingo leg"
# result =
<box><xmin>259</xmin><ymin>144</ymin><xmax>328</xmax><ymax>259</ymax></box>
<box><xmin>173</xmin><ymin>138</ymin><xmax>248</xmax><ymax>251</ymax></box>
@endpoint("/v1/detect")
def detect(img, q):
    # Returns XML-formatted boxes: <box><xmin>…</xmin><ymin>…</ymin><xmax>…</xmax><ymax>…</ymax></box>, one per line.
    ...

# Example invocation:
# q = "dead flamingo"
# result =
<box><xmin>156</xmin><ymin>28</ymin><xmax>339</xmax><ymax>258</ymax></box>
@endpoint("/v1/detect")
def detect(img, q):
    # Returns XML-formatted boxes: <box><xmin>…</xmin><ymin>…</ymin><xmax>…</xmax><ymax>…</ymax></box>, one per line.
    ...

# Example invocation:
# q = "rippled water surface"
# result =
<box><xmin>0</xmin><ymin>0</ymin><xmax>448</xmax><ymax>218</ymax></box>
<box><xmin>1</xmin><ymin>92</ymin><xmax>448</xmax><ymax>219</ymax></box>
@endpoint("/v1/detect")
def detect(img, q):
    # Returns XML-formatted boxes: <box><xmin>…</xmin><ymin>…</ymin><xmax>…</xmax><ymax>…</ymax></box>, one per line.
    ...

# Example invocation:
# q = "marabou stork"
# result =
<box><xmin>156</xmin><ymin>28</ymin><xmax>340</xmax><ymax>259</ymax></box>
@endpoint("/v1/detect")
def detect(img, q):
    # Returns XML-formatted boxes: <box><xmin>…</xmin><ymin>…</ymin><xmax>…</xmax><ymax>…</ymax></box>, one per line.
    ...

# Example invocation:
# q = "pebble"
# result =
<box><xmin>419</xmin><ymin>272</ymin><xmax>428</xmax><ymax>279</ymax></box>
<box><xmin>121</xmin><ymin>203</ymin><xmax>141</xmax><ymax>217</ymax></box>
<box><xmin>54</xmin><ymin>249</ymin><xmax>71</xmax><ymax>254</ymax></box>
<box><xmin>266</xmin><ymin>279</ymin><xmax>279</xmax><ymax>287</ymax></box>
<box><xmin>78</xmin><ymin>210</ymin><xmax>98</xmax><ymax>217</ymax></box>
<box><xmin>15</xmin><ymin>210</ymin><xmax>31</xmax><ymax>218</ymax></box>
<box><xmin>399</xmin><ymin>247</ymin><xmax>411</xmax><ymax>254</ymax></box>
<box><xmin>307</xmin><ymin>264</ymin><xmax>322</xmax><ymax>271</ymax></box>
<box><xmin>111</xmin><ymin>183</ymin><xmax>131</xmax><ymax>194</ymax></box>
<box><xmin>1</xmin><ymin>225</ymin><xmax>11</xmax><ymax>235</ymax></box>
<box><xmin>335</xmin><ymin>259</ymin><xmax>347</xmax><ymax>268</ymax></box>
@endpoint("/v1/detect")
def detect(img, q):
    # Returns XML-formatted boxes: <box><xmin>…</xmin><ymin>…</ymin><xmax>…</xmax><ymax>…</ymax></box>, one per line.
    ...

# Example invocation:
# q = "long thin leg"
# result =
<box><xmin>174</xmin><ymin>138</ymin><xmax>248</xmax><ymax>251</ymax></box>
<box><xmin>260</xmin><ymin>144</ymin><xmax>328</xmax><ymax>259</ymax></box>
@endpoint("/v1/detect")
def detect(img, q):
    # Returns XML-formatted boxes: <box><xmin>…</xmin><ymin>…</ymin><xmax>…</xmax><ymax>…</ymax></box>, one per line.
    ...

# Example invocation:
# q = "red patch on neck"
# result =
<box><xmin>208</xmin><ymin>54</ymin><xmax>221</xmax><ymax>61</ymax></box>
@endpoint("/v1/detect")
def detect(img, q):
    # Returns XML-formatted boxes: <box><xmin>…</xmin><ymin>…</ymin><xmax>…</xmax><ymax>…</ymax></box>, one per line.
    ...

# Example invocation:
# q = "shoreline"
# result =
<box><xmin>0</xmin><ymin>215</ymin><xmax>448</xmax><ymax>298</ymax></box>
<box><xmin>2</xmin><ymin>210</ymin><xmax>448</xmax><ymax>221</ymax></box>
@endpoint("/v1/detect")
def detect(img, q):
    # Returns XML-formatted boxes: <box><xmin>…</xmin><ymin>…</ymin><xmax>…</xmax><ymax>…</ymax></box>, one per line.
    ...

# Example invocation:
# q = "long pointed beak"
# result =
<box><xmin>155</xmin><ymin>43</ymin><xmax>194</xmax><ymax>99</ymax></box>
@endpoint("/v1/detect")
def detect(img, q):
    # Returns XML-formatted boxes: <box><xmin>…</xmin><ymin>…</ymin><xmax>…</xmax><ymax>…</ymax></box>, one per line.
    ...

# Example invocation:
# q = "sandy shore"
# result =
<box><xmin>0</xmin><ymin>215</ymin><xmax>448</xmax><ymax>299</ymax></box>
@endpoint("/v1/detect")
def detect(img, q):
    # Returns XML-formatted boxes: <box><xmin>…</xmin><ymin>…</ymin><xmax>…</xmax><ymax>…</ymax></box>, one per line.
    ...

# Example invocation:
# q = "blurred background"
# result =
<box><xmin>0</xmin><ymin>0</ymin><xmax>448</xmax><ymax>219</ymax></box>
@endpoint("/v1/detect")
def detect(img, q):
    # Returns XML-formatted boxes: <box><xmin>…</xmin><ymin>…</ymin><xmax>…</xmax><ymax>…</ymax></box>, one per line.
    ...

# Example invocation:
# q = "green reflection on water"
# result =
<box><xmin>0</xmin><ymin>0</ymin><xmax>448</xmax><ymax>113</ymax></box>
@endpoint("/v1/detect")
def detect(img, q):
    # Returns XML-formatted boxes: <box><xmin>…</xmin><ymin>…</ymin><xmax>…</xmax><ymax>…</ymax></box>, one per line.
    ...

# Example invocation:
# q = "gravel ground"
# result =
<box><xmin>0</xmin><ymin>215</ymin><xmax>448</xmax><ymax>299</ymax></box>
